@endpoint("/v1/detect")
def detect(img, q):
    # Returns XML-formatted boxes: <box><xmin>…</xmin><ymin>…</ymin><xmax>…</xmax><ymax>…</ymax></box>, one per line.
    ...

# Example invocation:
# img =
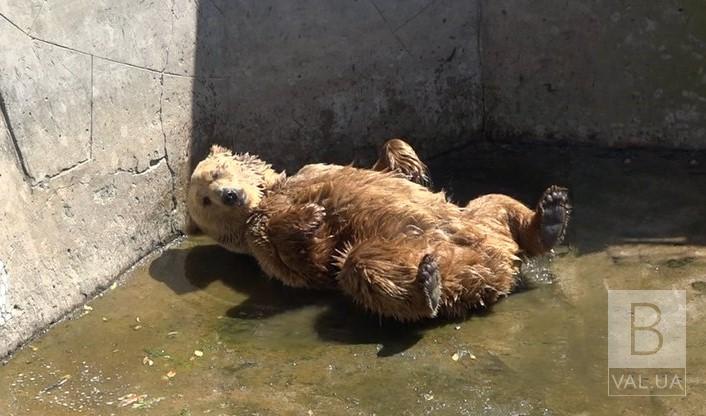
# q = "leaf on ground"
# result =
<box><xmin>117</xmin><ymin>393</ymin><xmax>146</xmax><ymax>407</ymax></box>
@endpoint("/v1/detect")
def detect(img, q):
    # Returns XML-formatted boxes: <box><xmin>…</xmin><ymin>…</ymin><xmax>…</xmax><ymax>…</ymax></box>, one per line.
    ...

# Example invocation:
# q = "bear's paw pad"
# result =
<box><xmin>538</xmin><ymin>186</ymin><xmax>571</xmax><ymax>248</ymax></box>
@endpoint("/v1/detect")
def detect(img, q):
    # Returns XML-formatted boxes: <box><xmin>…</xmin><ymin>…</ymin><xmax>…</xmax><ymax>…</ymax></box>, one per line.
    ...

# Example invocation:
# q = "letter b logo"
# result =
<box><xmin>608</xmin><ymin>290</ymin><xmax>685</xmax><ymax>369</ymax></box>
<box><xmin>631</xmin><ymin>303</ymin><xmax>663</xmax><ymax>355</ymax></box>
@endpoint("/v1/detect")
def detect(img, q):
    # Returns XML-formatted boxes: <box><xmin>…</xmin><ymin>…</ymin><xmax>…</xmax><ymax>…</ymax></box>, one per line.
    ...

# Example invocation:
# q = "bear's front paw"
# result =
<box><xmin>418</xmin><ymin>254</ymin><xmax>441</xmax><ymax>317</ymax></box>
<box><xmin>537</xmin><ymin>186</ymin><xmax>571</xmax><ymax>249</ymax></box>
<box><xmin>299</xmin><ymin>203</ymin><xmax>326</xmax><ymax>234</ymax></box>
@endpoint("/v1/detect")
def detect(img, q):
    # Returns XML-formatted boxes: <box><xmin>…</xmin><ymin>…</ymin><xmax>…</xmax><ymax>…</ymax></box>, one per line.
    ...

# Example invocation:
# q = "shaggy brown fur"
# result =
<box><xmin>186</xmin><ymin>140</ymin><xmax>570</xmax><ymax>321</ymax></box>
<box><xmin>372</xmin><ymin>138</ymin><xmax>429</xmax><ymax>185</ymax></box>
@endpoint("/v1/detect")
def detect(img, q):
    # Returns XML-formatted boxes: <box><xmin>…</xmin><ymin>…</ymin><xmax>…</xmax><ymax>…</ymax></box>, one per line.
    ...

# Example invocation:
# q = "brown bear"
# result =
<box><xmin>186</xmin><ymin>139</ymin><xmax>570</xmax><ymax>321</ymax></box>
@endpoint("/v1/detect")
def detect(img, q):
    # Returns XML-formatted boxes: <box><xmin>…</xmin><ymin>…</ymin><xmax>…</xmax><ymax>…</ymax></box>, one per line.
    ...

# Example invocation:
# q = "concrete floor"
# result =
<box><xmin>1</xmin><ymin>144</ymin><xmax>705</xmax><ymax>415</ymax></box>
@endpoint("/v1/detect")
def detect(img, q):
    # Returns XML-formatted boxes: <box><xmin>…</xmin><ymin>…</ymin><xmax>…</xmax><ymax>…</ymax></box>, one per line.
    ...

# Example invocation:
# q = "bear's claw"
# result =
<box><xmin>537</xmin><ymin>185</ymin><xmax>571</xmax><ymax>249</ymax></box>
<box><xmin>419</xmin><ymin>254</ymin><xmax>441</xmax><ymax>317</ymax></box>
<box><xmin>300</xmin><ymin>203</ymin><xmax>326</xmax><ymax>234</ymax></box>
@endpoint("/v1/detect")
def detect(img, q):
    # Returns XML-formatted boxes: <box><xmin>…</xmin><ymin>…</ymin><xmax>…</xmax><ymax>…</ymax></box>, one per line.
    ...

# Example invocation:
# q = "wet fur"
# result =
<box><xmin>187</xmin><ymin>140</ymin><xmax>570</xmax><ymax>321</ymax></box>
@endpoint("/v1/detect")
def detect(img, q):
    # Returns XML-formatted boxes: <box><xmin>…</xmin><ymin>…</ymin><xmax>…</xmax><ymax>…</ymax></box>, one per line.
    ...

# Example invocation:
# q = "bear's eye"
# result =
<box><xmin>212</xmin><ymin>171</ymin><xmax>221</xmax><ymax>180</ymax></box>
<box><xmin>202</xmin><ymin>196</ymin><xmax>212</xmax><ymax>206</ymax></box>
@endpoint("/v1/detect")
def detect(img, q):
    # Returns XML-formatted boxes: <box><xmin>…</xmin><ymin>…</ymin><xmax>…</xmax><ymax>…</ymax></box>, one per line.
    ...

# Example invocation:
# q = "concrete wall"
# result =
<box><xmin>0</xmin><ymin>1</ymin><xmax>196</xmax><ymax>357</ymax></box>
<box><xmin>482</xmin><ymin>0</ymin><xmax>706</xmax><ymax>148</ymax></box>
<box><xmin>1</xmin><ymin>0</ymin><xmax>705</xmax><ymax>357</ymax></box>
<box><xmin>189</xmin><ymin>0</ymin><xmax>482</xmax><ymax>171</ymax></box>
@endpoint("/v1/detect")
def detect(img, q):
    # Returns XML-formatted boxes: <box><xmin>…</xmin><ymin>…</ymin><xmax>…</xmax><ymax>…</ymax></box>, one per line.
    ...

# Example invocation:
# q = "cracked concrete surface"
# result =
<box><xmin>0</xmin><ymin>1</ymin><xmax>194</xmax><ymax>358</ymax></box>
<box><xmin>0</xmin><ymin>15</ymin><xmax>91</xmax><ymax>182</ymax></box>
<box><xmin>1</xmin><ymin>0</ymin><xmax>705</xmax><ymax>358</ymax></box>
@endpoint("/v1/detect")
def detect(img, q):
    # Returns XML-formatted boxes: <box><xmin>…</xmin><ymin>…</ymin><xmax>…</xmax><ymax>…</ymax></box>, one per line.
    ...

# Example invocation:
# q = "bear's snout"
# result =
<box><xmin>220</xmin><ymin>188</ymin><xmax>246</xmax><ymax>207</ymax></box>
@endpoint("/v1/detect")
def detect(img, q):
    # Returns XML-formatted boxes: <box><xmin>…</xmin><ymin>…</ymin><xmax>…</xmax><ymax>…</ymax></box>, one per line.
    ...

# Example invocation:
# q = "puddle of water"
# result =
<box><xmin>1</xmin><ymin>145</ymin><xmax>705</xmax><ymax>415</ymax></box>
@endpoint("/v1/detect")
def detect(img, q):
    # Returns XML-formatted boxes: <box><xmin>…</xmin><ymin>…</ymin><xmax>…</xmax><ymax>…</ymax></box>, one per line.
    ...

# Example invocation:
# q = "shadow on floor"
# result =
<box><xmin>149</xmin><ymin>245</ymin><xmax>326</xmax><ymax>319</ymax></box>
<box><xmin>149</xmin><ymin>244</ymin><xmax>478</xmax><ymax>356</ymax></box>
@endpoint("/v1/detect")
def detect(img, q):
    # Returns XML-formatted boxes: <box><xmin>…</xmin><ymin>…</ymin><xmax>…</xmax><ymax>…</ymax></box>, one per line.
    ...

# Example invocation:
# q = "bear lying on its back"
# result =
<box><xmin>187</xmin><ymin>140</ymin><xmax>570</xmax><ymax>321</ymax></box>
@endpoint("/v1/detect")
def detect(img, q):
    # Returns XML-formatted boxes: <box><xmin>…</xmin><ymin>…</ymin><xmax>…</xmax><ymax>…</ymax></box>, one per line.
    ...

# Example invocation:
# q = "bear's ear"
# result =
<box><xmin>209</xmin><ymin>144</ymin><xmax>231</xmax><ymax>156</ymax></box>
<box><xmin>184</xmin><ymin>214</ymin><xmax>203</xmax><ymax>236</ymax></box>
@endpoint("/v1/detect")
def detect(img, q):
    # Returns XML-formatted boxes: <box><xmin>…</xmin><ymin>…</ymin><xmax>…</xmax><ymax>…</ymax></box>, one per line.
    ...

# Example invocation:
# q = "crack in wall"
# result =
<box><xmin>0</xmin><ymin>54</ymin><xmax>94</xmax><ymax>187</ymax></box>
<box><xmin>392</xmin><ymin>0</ymin><xmax>439</xmax><ymax>33</ymax></box>
<box><xmin>202</xmin><ymin>0</ymin><xmax>225</xmax><ymax>17</ymax></box>
<box><xmin>368</xmin><ymin>0</ymin><xmax>412</xmax><ymax>56</ymax></box>
<box><xmin>0</xmin><ymin>12</ymin><xmax>224</xmax><ymax>80</ymax></box>
<box><xmin>31</xmin><ymin>159</ymin><xmax>90</xmax><ymax>187</ymax></box>
<box><xmin>0</xmin><ymin>91</ymin><xmax>33</xmax><ymax>183</ymax></box>
<box><xmin>161</xmin><ymin>3</ymin><xmax>179</xmax><ymax>219</ymax></box>
<box><xmin>114</xmin><ymin>156</ymin><xmax>167</xmax><ymax>176</ymax></box>
<box><xmin>0</xmin><ymin>10</ymin><xmax>27</xmax><ymax>35</ymax></box>
<box><xmin>158</xmin><ymin>73</ymin><xmax>179</xmax><ymax>216</ymax></box>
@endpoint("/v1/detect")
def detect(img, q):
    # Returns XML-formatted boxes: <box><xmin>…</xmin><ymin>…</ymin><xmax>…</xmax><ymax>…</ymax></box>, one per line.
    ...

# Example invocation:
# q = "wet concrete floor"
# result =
<box><xmin>1</xmin><ymin>143</ymin><xmax>705</xmax><ymax>415</ymax></box>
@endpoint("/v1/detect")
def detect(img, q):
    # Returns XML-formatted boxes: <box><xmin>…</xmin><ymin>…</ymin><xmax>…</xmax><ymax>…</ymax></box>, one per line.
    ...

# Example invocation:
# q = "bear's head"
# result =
<box><xmin>186</xmin><ymin>144</ymin><xmax>284</xmax><ymax>253</ymax></box>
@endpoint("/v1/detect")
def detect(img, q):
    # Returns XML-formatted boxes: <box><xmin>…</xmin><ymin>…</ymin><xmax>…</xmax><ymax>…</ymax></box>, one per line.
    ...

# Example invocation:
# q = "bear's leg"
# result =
<box><xmin>464</xmin><ymin>186</ymin><xmax>570</xmax><ymax>256</ymax></box>
<box><xmin>433</xmin><ymin>241</ymin><xmax>519</xmax><ymax>318</ymax></box>
<box><xmin>335</xmin><ymin>236</ymin><xmax>523</xmax><ymax>320</ymax></box>
<box><xmin>249</xmin><ymin>201</ymin><xmax>335</xmax><ymax>289</ymax></box>
<box><xmin>371</xmin><ymin>138</ymin><xmax>429</xmax><ymax>185</ymax></box>
<box><xmin>334</xmin><ymin>237</ymin><xmax>441</xmax><ymax>321</ymax></box>
<box><xmin>535</xmin><ymin>186</ymin><xmax>571</xmax><ymax>250</ymax></box>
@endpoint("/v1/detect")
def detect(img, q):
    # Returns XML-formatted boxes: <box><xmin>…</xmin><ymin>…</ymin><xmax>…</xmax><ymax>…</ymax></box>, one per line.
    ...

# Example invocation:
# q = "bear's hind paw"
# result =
<box><xmin>418</xmin><ymin>254</ymin><xmax>441</xmax><ymax>317</ymax></box>
<box><xmin>537</xmin><ymin>185</ymin><xmax>571</xmax><ymax>249</ymax></box>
